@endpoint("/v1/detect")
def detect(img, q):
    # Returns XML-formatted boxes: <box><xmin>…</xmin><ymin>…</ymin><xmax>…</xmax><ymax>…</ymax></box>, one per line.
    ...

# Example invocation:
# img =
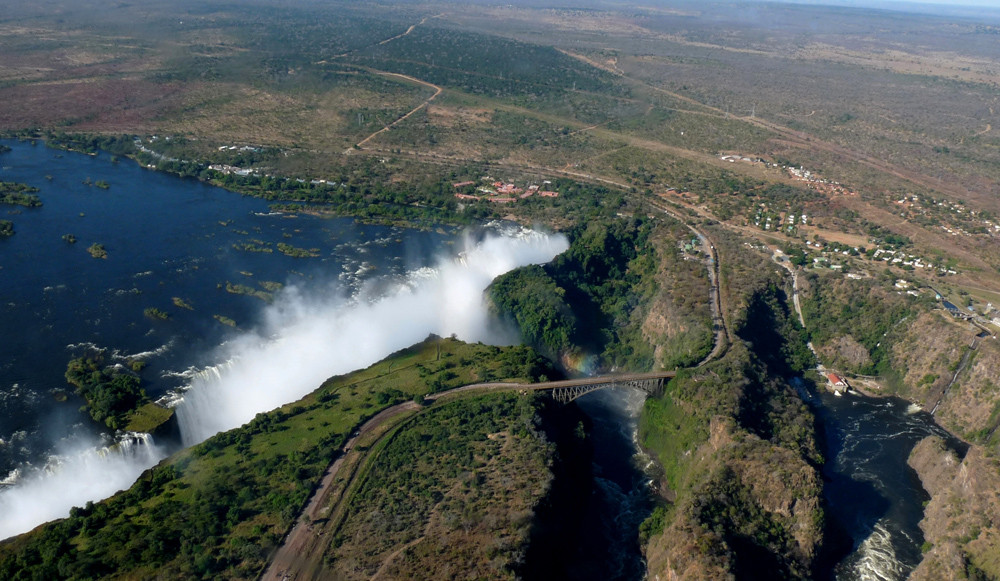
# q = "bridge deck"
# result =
<box><xmin>522</xmin><ymin>371</ymin><xmax>676</xmax><ymax>391</ymax></box>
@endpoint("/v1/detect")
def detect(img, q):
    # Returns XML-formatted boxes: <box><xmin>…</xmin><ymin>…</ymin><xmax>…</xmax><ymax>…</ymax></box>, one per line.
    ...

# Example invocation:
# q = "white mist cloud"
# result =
<box><xmin>0</xmin><ymin>228</ymin><xmax>566</xmax><ymax>540</ymax></box>
<box><xmin>177</xmin><ymin>229</ymin><xmax>568</xmax><ymax>444</ymax></box>
<box><xmin>0</xmin><ymin>435</ymin><xmax>165</xmax><ymax>540</ymax></box>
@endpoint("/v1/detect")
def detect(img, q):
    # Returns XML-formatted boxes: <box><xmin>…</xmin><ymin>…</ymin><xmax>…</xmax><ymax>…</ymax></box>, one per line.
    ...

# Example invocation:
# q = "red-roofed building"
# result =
<box><xmin>827</xmin><ymin>373</ymin><xmax>848</xmax><ymax>388</ymax></box>
<box><xmin>452</xmin><ymin>181</ymin><xmax>475</xmax><ymax>188</ymax></box>
<box><xmin>489</xmin><ymin>197</ymin><xmax>515</xmax><ymax>203</ymax></box>
<box><xmin>539</xmin><ymin>190</ymin><xmax>559</xmax><ymax>197</ymax></box>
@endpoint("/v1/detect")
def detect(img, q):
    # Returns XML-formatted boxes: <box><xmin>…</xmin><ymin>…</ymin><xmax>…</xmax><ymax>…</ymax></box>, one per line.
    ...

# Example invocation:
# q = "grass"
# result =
<box><xmin>124</xmin><ymin>403</ymin><xmax>174</xmax><ymax>434</ymax></box>
<box><xmin>0</xmin><ymin>336</ymin><xmax>553</xmax><ymax>580</ymax></box>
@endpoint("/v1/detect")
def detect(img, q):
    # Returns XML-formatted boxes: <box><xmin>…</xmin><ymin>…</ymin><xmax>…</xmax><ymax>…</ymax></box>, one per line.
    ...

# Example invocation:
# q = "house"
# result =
<box><xmin>452</xmin><ymin>181</ymin><xmax>475</xmax><ymax>188</ymax></box>
<box><xmin>827</xmin><ymin>373</ymin><xmax>848</xmax><ymax>388</ymax></box>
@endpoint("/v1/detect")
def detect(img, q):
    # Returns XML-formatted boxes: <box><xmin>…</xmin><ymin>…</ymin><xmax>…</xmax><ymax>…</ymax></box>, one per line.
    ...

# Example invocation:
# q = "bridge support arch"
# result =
<box><xmin>547</xmin><ymin>377</ymin><xmax>664</xmax><ymax>404</ymax></box>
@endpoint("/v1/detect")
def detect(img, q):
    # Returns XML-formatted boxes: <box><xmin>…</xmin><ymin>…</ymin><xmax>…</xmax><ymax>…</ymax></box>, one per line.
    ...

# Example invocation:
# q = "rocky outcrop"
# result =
<box><xmin>889</xmin><ymin>312</ymin><xmax>1000</xmax><ymax>442</ymax></box>
<box><xmin>645</xmin><ymin>416</ymin><xmax>823</xmax><ymax>581</ymax></box>
<box><xmin>908</xmin><ymin>436</ymin><xmax>1000</xmax><ymax>580</ymax></box>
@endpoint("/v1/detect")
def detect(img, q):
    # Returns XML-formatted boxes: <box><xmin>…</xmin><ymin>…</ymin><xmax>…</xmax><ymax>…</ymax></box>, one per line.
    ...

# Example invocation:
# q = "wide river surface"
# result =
<box><xmin>0</xmin><ymin>139</ymin><xmax>461</xmax><ymax>480</ymax></box>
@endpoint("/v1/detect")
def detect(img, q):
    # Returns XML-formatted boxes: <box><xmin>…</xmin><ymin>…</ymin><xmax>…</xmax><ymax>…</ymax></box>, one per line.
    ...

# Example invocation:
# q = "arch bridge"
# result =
<box><xmin>523</xmin><ymin>371</ymin><xmax>675</xmax><ymax>403</ymax></box>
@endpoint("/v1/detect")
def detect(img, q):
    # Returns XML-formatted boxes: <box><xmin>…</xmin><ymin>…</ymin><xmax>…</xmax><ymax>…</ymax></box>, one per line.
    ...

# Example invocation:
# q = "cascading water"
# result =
<box><xmin>0</xmin><ymin>431</ymin><xmax>165</xmax><ymax>539</ymax></box>
<box><xmin>0</xmin><ymin>224</ymin><xmax>567</xmax><ymax>539</ymax></box>
<box><xmin>175</xmin><ymin>228</ymin><xmax>567</xmax><ymax>445</ymax></box>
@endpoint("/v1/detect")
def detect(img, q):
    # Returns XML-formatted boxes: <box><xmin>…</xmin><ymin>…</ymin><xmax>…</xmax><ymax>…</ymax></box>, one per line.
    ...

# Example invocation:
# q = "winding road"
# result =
<box><xmin>259</xmin><ymin>215</ymin><xmax>728</xmax><ymax>580</ymax></box>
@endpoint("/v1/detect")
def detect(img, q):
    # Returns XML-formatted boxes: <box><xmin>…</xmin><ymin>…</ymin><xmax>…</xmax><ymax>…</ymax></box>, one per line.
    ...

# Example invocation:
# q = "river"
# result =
<box><xmin>0</xmin><ymin>139</ymin><xmax>457</xmax><ymax>479</ymax></box>
<box><xmin>0</xmin><ymin>140</ymin><xmax>964</xmax><ymax>579</ymax></box>
<box><xmin>804</xmin><ymin>386</ymin><xmax>965</xmax><ymax>581</ymax></box>
<box><xmin>0</xmin><ymin>139</ymin><xmax>568</xmax><ymax>539</ymax></box>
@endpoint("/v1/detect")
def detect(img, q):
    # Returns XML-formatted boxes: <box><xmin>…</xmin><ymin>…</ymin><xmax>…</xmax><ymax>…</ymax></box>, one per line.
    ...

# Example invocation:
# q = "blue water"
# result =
<box><xmin>0</xmin><ymin>139</ymin><xmax>456</xmax><ymax>477</ymax></box>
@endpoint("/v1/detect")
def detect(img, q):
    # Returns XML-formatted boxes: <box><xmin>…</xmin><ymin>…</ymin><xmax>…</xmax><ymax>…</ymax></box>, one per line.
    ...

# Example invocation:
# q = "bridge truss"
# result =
<box><xmin>546</xmin><ymin>376</ymin><xmax>665</xmax><ymax>404</ymax></box>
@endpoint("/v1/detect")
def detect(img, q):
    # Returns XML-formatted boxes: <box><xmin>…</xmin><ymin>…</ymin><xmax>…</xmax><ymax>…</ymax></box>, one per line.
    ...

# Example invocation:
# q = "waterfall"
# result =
<box><xmin>175</xmin><ymin>228</ymin><xmax>568</xmax><ymax>445</ymax></box>
<box><xmin>0</xmin><ymin>431</ymin><xmax>165</xmax><ymax>540</ymax></box>
<box><xmin>0</xmin><ymin>227</ymin><xmax>567</xmax><ymax>540</ymax></box>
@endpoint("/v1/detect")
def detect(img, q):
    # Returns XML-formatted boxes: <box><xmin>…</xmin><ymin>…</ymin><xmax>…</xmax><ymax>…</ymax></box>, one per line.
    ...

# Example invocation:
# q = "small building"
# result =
<box><xmin>827</xmin><ymin>373</ymin><xmax>848</xmax><ymax>388</ymax></box>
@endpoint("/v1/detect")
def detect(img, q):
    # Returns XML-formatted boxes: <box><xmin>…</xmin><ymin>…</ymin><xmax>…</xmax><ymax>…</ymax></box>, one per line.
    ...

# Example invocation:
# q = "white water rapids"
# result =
<box><xmin>0</xmin><ymin>226</ymin><xmax>567</xmax><ymax>540</ymax></box>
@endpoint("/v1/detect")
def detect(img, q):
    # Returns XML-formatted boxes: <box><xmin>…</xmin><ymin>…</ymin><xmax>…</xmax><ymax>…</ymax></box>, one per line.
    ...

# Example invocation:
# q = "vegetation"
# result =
<box><xmin>639</xmin><ymin>232</ymin><xmax>823</xmax><ymax>578</ymax></box>
<box><xmin>123</xmin><ymin>402</ymin><xmax>175</xmax><ymax>435</ymax></box>
<box><xmin>213</xmin><ymin>314</ymin><xmax>237</xmax><ymax>327</ymax></box>
<box><xmin>65</xmin><ymin>354</ymin><xmax>149</xmax><ymax>431</ymax></box>
<box><xmin>326</xmin><ymin>393</ymin><xmax>567</xmax><ymax>579</ymax></box>
<box><xmin>62</xmin><ymin>233</ymin><xmax>76</xmax><ymax>244</ymax></box>
<box><xmin>223</xmin><ymin>281</ymin><xmax>273</xmax><ymax>302</ymax></box>
<box><xmin>799</xmin><ymin>270</ymin><xmax>920</xmax><ymax>376</ymax></box>
<box><xmin>0</xmin><ymin>220</ymin><xmax>12</xmax><ymax>237</ymax></box>
<box><xmin>275</xmin><ymin>242</ymin><xmax>318</xmax><ymax>258</ymax></box>
<box><xmin>143</xmin><ymin>307</ymin><xmax>170</xmax><ymax>320</ymax></box>
<box><xmin>0</xmin><ymin>337</ymin><xmax>554</xmax><ymax>580</ymax></box>
<box><xmin>489</xmin><ymin>218</ymin><xmax>658</xmax><ymax>371</ymax></box>
<box><xmin>0</xmin><ymin>182</ymin><xmax>41</xmax><ymax>207</ymax></box>
<box><xmin>86</xmin><ymin>243</ymin><xmax>107</xmax><ymax>259</ymax></box>
<box><xmin>172</xmin><ymin>297</ymin><xmax>193</xmax><ymax>310</ymax></box>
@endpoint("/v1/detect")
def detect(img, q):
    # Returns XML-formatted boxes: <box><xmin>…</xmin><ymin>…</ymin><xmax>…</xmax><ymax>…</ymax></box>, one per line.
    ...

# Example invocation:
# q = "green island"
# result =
<box><xmin>0</xmin><ymin>182</ymin><xmax>41</xmax><ymax>207</ymax></box>
<box><xmin>171</xmin><ymin>297</ymin><xmax>193</xmax><ymax>310</ymax></box>
<box><xmin>64</xmin><ymin>354</ymin><xmax>154</xmax><ymax>431</ymax></box>
<box><xmin>213</xmin><ymin>314</ymin><xmax>237</xmax><ymax>327</ymax></box>
<box><xmin>276</xmin><ymin>242</ymin><xmax>319</xmax><ymax>258</ymax></box>
<box><xmin>0</xmin><ymin>220</ymin><xmax>13</xmax><ymax>237</ymax></box>
<box><xmin>86</xmin><ymin>243</ymin><xmax>107</xmax><ymax>259</ymax></box>
<box><xmin>232</xmin><ymin>239</ymin><xmax>273</xmax><ymax>253</ymax></box>
<box><xmin>224</xmin><ymin>281</ymin><xmax>274</xmax><ymax>302</ymax></box>
<box><xmin>61</xmin><ymin>233</ymin><xmax>77</xmax><ymax>244</ymax></box>
<box><xmin>143</xmin><ymin>307</ymin><xmax>170</xmax><ymax>320</ymax></box>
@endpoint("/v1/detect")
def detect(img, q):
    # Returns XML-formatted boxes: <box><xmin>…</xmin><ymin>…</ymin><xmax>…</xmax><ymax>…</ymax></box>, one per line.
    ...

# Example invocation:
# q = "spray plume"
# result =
<box><xmin>0</xmin><ymin>227</ymin><xmax>567</xmax><ymax>539</ymax></box>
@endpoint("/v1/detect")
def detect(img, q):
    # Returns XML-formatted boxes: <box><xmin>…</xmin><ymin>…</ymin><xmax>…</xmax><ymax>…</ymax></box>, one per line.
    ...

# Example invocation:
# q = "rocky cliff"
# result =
<box><xmin>908</xmin><ymin>436</ymin><xmax>1000</xmax><ymax>580</ymax></box>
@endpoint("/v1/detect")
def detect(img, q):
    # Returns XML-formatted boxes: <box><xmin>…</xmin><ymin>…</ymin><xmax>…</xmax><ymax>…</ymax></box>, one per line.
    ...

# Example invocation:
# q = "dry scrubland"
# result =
<box><xmin>4</xmin><ymin>0</ymin><xmax>1000</xmax><ymax>578</ymax></box>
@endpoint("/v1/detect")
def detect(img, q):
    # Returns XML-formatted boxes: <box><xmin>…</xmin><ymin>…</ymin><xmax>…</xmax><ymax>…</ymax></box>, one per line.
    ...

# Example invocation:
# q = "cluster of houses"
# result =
<box><xmin>892</xmin><ymin>195</ymin><xmax>1000</xmax><ymax>240</ymax></box>
<box><xmin>751</xmin><ymin>204</ymin><xmax>808</xmax><ymax>233</ymax></box>
<box><xmin>453</xmin><ymin>178</ymin><xmax>560</xmax><ymax>204</ymax></box>
<box><xmin>718</xmin><ymin>154</ymin><xmax>859</xmax><ymax>197</ymax></box>
<box><xmin>785</xmin><ymin>166</ymin><xmax>859</xmax><ymax>197</ymax></box>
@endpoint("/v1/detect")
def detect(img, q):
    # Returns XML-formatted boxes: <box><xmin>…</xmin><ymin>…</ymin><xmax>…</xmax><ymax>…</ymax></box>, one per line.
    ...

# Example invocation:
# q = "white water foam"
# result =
<box><xmin>0</xmin><ymin>434</ymin><xmax>165</xmax><ymax>539</ymax></box>
<box><xmin>0</xmin><ymin>227</ymin><xmax>566</xmax><ymax>540</ymax></box>
<box><xmin>176</xmin><ymin>228</ymin><xmax>567</xmax><ymax>444</ymax></box>
<box><xmin>853</xmin><ymin>521</ymin><xmax>905</xmax><ymax>581</ymax></box>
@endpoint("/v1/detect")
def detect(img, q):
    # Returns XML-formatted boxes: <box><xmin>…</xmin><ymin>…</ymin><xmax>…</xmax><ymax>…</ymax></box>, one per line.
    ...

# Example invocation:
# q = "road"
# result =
<box><xmin>259</xmin><ymin>402</ymin><xmax>421</xmax><ymax>581</ymax></box>
<box><xmin>354</xmin><ymin>73</ymin><xmax>443</xmax><ymax>149</ymax></box>
<box><xmin>257</xmin><ymin>372</ymin><xmax>678</xmax><ymax>581</ymax></box>
<box><xmin>644</xmin><ymin>197</ymin><xmax>730</xmax><ymax>365</ymax></box>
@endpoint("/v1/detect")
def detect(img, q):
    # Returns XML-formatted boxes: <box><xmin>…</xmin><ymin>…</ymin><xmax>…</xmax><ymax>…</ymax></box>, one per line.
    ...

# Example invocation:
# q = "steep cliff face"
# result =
<box><xmin>908</xmin><ymin>436</ymin><xmax>1000</xmax><ymax>580</ymax></box>
<box><xmin>641</xmin><ymin>222</ymin><xmax>714</xmax><ymax>370</ymax></box>
<box><xmin>889</xmin><ymin>312</ymin><xmax>1000</xmax><ymax>443</ymax></box>
<box><xmin>641</xmin><ymin>232</ymin><xmax>825</xmax><ymax>580</ymax></box>
<box><xmin>645</xmin><ymin>417</ymin><xmax>823</xmax><ymax>581</ymax></box>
